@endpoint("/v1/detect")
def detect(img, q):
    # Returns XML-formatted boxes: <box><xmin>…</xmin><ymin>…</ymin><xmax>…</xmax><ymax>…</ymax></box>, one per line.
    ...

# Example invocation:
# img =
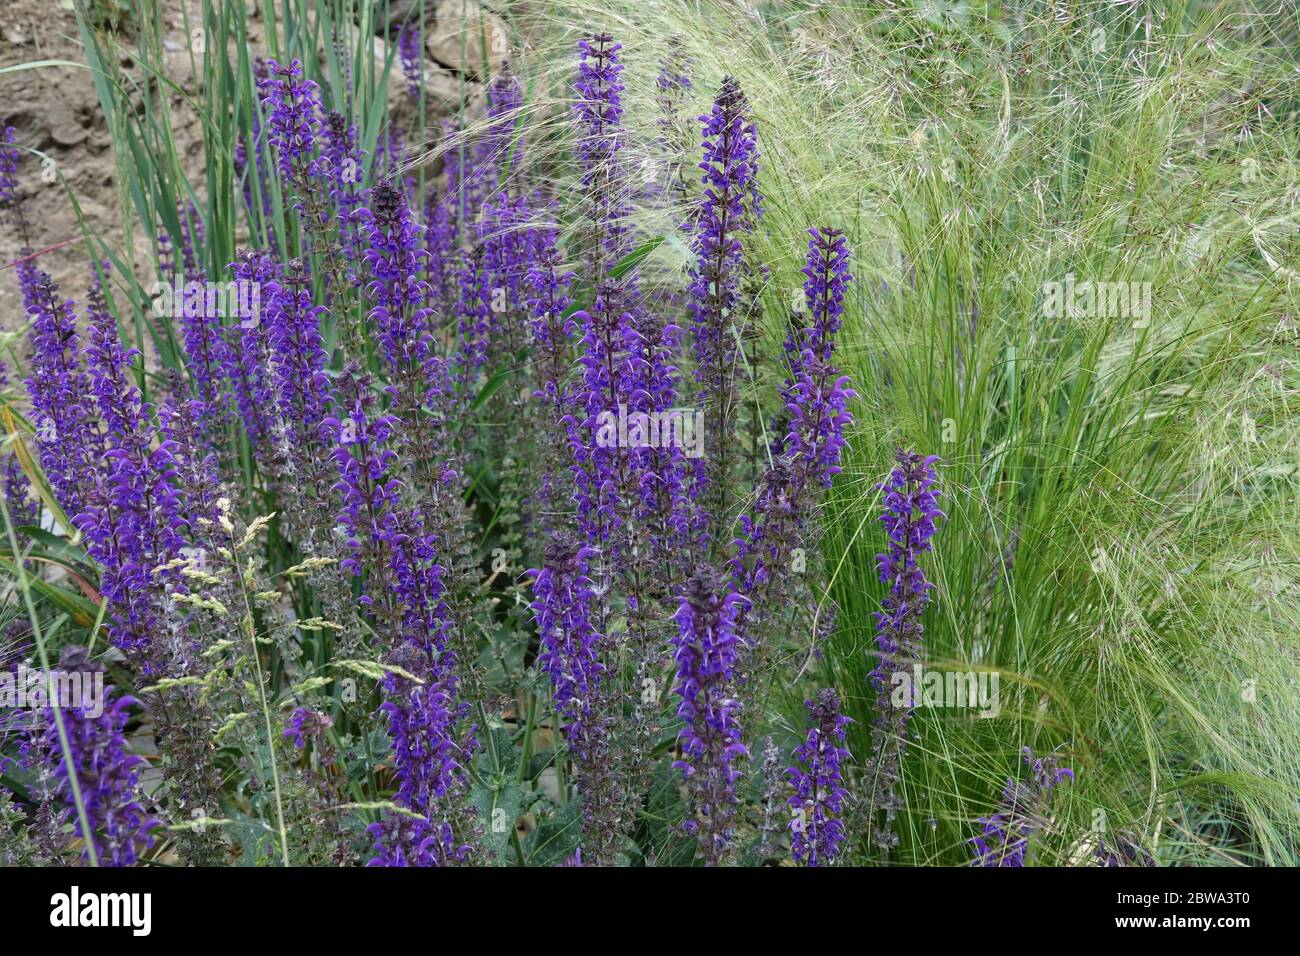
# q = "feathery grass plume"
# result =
<box><xmin>787</xmin><ymin>688</ymin><xmax>852</xmax><ymax>866</ymax></box>
<box><xmin>864</xmin><ymin>449</ymin><xmax>943</xmax><ymax>855</ymax></box>
<box><xmin>971</xmin><ymin>748</ymin><xmax>1073</xmax><ymax>867</ymax></box>
<box><xmin>654</xmin><ymin>36</ymin><xmax>695</xmax><ymax>212</ymax></box>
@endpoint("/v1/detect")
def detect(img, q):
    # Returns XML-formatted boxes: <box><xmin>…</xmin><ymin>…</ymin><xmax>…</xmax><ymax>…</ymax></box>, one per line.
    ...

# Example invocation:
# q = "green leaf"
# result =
<box><xmin>0</xmin><ymin>556</ymin><xmax>99</xmax><ymax>627</ymax></box>
<box><xmin>524</xmin><ymin>799</ymin><xmax>582</xmax><ymax>868</ymax></box>
<box><xmin>610</xmin><ymin>236</ymin><xmax>666</xmax><ymax>280</ymax></box>
<box><xmin>470</xmin><ymin>726</ymin><xmax>524</xmax><ymax>866</ymax></box>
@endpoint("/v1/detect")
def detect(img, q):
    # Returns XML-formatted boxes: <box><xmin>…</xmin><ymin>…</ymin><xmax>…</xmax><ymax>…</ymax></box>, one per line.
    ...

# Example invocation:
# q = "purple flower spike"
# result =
<box><xmin>26</xmin><ymin>655</ymin><xmax>157</xmax><ymax>867</ymax></box>
<box><xmin>397</xmin><ymin>22</ymin><xmax>423</xmax><ymax>101</ymax></box>
<box><xmin>361</xmin><ymin>179</ymin><xmax>437</xmax><ymax>397</ymax></box>
<box><xmin>257</xmin><ymin>58</ymin><xmax>321</xmax><ymax>185</ymax></box>
<box><xmin>687</xmin><ymin>77</ymin><xmax>763</xmax><ymax>542</ymax></box>
<box><xmin>730</xmin><ymin>229</ymin><xmax>854</xmax><ymax>654</ymax></box>
<box><xmin>81</xmin><ymin>273</ymin><xmax>184</xmax><ymax>658</ymax></box>
<box><xmin>23</xmin><ymin>269</ymin><xmax>93</xmax><ymax>517</ymax></box>
<box><xmin>528</xmin><ymin>535</ymin><xmax>606</xmax><ymax>758</ymax></box>
<box><xmin>227</xmin><ymin>250</ymin><xmax>279</xmax><ymax>462</ymax></box>
<box><xmin>786</xmin><ymin>688</ymin><xmax>852</xmax><ymax>866</ymax></box>
<box><xmin>971</xmin><ymin>747</ymin><xmax>1074</xmax><ymax>867</ymax></box>
<box><xmin>671</xmin><ymin>565</ymin><xmax>748</xmax><ymax>864</ymax></box>
<box><xmin>866</xmin><ymin>449</ymin><xmax>944</xmax><ymax>852</ymax></box>
<box><xmin>0</xmin><ymin>358</ymin><xmax>34</xmax><ymax>529</ymax></box>
<box><xmin>283</xmin><ymin>707</ymin><xmax>333</xmax><ymax>750</ymax></box>
<box><xmin>792</xmin><ymin>226</ymin><xmax>853</xmax><ymax>366</ymax></box>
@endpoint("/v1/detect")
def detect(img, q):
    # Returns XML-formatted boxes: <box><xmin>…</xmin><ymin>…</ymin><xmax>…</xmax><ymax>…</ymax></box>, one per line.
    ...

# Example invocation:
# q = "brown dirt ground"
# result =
<box><xmin>0</xmin><ymin>0</ymin><xmax>494</xmax><ymax>341</ymax></box>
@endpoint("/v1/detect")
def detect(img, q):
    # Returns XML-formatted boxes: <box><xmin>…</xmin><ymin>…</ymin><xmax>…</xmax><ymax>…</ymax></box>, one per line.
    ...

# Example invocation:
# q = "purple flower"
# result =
<box><xmin>525</xmin><ymin>222</ymin><xmax>576</xmax><ymax>410</ymax></box>
<box><xmin>792</xmin><ymin>225</ymin><xmax>852</xmax><ymax>366</ymax></box>
<box><xmin>368</xmin><ymin>814</ymin><xmax>468</xmax><ymax>867</ymax></box>
<box><xmin>786</xmin><ymin>688</ymin><xmax>852</xmax><ymax>866</ymax></box>
<box><xmin>175</xmin><ymin>258</ymin><xmax>233</xmax><ymax>445</ymax></box>
<box><xmin>971</xmin><ymin>748</ymin><xmax>1074</xmax><ymax>867</ymax></box>
<box><xmin>80</xmin><ymin>273</ymin><xmax>185</xmax><ymax>657</ymax></box>
<box><xmin>566</xmin><ymin>37</ymin><xmax>648</xmax><ymax>554</ymax></box>
<box><xmin>158</xmin><ymin>390</ymin><xmax>223</xmax><ymax>539</ymax></box>
<box><xmin>424</xmin><ymin>172</ymin><xmax>460</xmax><ymax>315</ymax></box>
<box><xmin>27</xmin><ymin>656</ymin><xmax>157</xmax><ymax>866</ymax></box>
<box><xmin>454</xmin><ymin>245</ymin><xmax>491</xmax><ymax>397</ymax></box>
<box><xmin>361</xmin><ymin>494</ymin><xmax>474</xmax><ymax>865</ymax></box>
<box><xmin>687</xmin><ymin>77</ymin><xmax>763</xmax><ymax>544</ymax></box>
<box><xmin>326</xmin><ymin>368</ymin><xmax>402</xmax><ymax>593</ymax></box>
<box><xmin>257</xmin><ymin>58</ymin><xmax>321</xmax><ymax>185</ymax></box>
<box><xmin>479</xmin><ymin>192</ymin><xmax>539</xmax><ymax>360</ymax></box>
<box><xmin>319</xmin><ymin>362</ymin><xmax>473</xmax><ymax>866</ymax></box>
<box><xmin>477</xmin><ymin>70</ymin><xmax>524</xmax><ymax>191</ymax></box>
<box><xmin>574</xmin><ymin>34</ymin><xmax>633</xmax><ymax>269</ymax></box>
<box><xmin>23</xmin><ymin>268</ymin><xmax>93</xmax><ymax>517</ymax></box>
<box><xmin>227</xmin><ymin>250</ymin><xmax>279</xmax><ymax>462</ymax></box>
<box><xmin>322</xmin><ymin>110</ymin><xmax>365</xmax><ymax>258</ymax></box>
<box><xmin>0</xmin><ymin>125</ymin><xmax>28</xmax><ymax>241</ymax></box>
<box><xmin>865</xmin><ymin>448</ymin><xmax>944</xmax><ymax>853</ymax></box>
<box><xmin>0</xmin><ymin>358</ymin><xmax>34</xmax><ymax>529</ymax></box>
<box><xmin>528</xmin><ymin>535</ymin><xmax>606</xmax><ymax>758</ymax></box>
<box><xmin>671</xmin><ymin>565</ymin><xmax>748</xmax><ymax>863</ymax></box>
<box><xmin>283</xmin><ymin>707</ymin><xmax>333</xmax><ymax>750</ymax></box>
<box><xmin>1095</xmin><ymin>831</ymin><xmax>1155</xmax><ymax>867</ymax></box>
<box><xmin>730</xmin><ymin>230</ymin><xmax>854</xmax><ymax>638</ymax></box>
<box><xmin>397</xmin><ymin>22</ymin><xmax>423</xmax><ymax>101</ymax></box>
<box><xmin>655</xmin><ymin>39</ymin><xmax>694</xmax><ymax>137</ymax></box>
<box><xmin>265</xmin><ymin>258</ymin><xmax>332</xmax><ymax>448</ymax></box>
<box><xmin>360</xmin><ymin>179</ymin><xmax>439</xmax><ymax>405</ymax></box>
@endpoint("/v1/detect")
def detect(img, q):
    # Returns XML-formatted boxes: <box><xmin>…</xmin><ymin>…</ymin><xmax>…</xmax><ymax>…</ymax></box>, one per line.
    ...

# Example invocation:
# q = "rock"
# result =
<box><xmin>340</xmin><ymin>24</ymin><xmax>476</xmax><ymax>119</ymax></box>
<box><xmin>372</xmin><ymin>0</ymin><xmax>429</xmax><ymax>33</ymax></box>
<box><xmin>47</xmin><ymin>103</ymin><xmax>88</xmax><ymax>147</ymax></box>
<box><xmin>426</xmin><ymin>0</ymin><xmax>509</xmax><ymax>79</ymax></box>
